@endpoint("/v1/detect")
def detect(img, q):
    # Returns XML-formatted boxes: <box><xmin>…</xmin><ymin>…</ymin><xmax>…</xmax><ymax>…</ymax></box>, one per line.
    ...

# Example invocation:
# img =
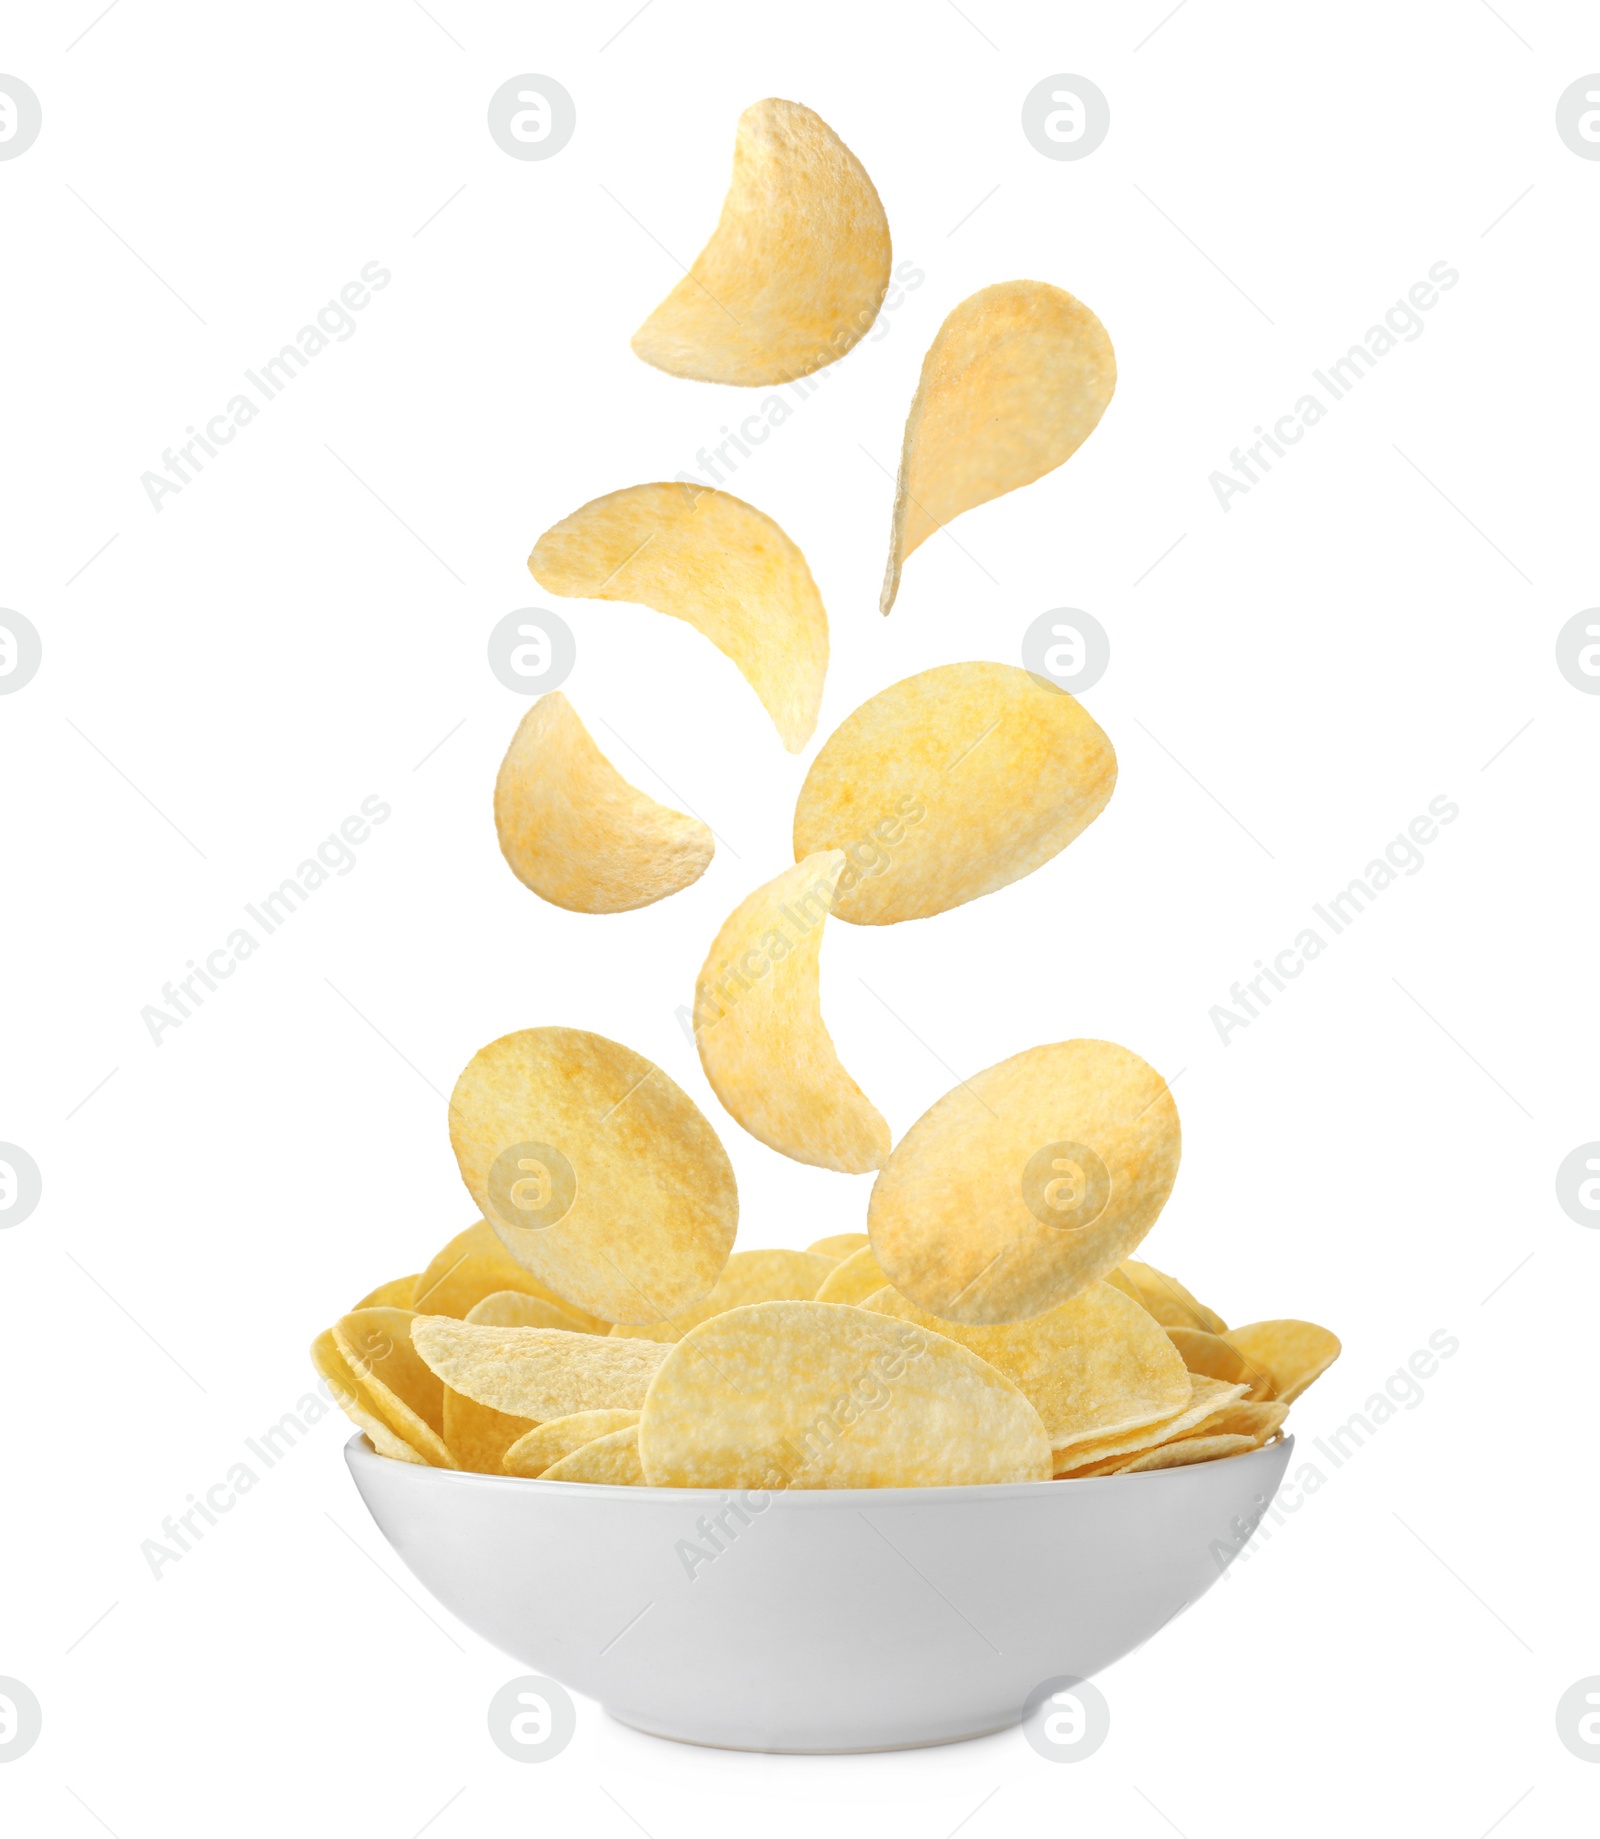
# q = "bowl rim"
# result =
<box><xmin>344</xmin><ymin>1430</ymin><xmax>1294</xmax><ymax>1506</ymax></box>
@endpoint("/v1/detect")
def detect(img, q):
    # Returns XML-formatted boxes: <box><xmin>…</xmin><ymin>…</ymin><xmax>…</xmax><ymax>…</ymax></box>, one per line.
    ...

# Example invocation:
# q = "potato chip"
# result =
<box><xmin>1164</xmin><ymin>1327</ymin><xmax>1268</xmax><ymax>1397</ymax></box>
<box><xmin>503</xmin><ymin>1410</ymin><xmax>641</xmax><ymax>1479</ymax></box>
<box><xmin>868</xmin><ymin>1038</ymin><xmax>1181</xmax><ymax>1325</ymax></box>
<box><xmin>448</xmin><ymin>1029</ymin><xmax>738</xmax><ymax>1326</ymax></box>
<box><xmin>493</xmin><ymin>693</ymin><xmax>713</xmax><ymax>913</ymax></box>
<box><xmin>529</xmin><ymin>483</ymin><xmax>828</xmax><ymax>752</ymax></box>
<box><xmin>464</xmin><ymin>1290</ymin><xmax>585</xmax><ymax>1331</ymax></box>
<box><xmin>442</xmin><ymin>1388</ymin><xmax>535</xmax><ymax>1475</ymax></box>
<box><xmin>813</xmin><ymin>1244</ymin><xmax>892</xmax><ymax>1306</ymax></box>
<box><xmin>411</xmin><ymin>1317</ymin><xmax>669</xmax><ymax>1420</ymax></box>
<box><xmin>1050</xmin><ymin>1375</ymin><xmax>1249</xmax><ymax>1475</ymax></box>
<box><xmin>807</xmin><ymin>1232</ymin><xmax>868</xmax><ymax>1259</ymax></box>
<box><xmin>311</xmin><ymin>1328</ymin><xmax>427</xmax><ymax>1465</ymax></box>
<box><xmin>354</xmin><ymin>1274</ymin><xmax>417</xmax><ymax>1310</ymax></box>
<box><xmin>610</xmin><ymin>1247</ymin><xmax>837</xmax><ymax>1343</ymax></box>
<box><xmin>880</xmin><ymin>280</ymin><xmax>1115</xmax><ymax>613</ymax></box>
<box><xmin>1107</xmin><ymin>1259</ymin><xmax>1227</xmax><ymax>1335</ymax></box>
<box><xmin>1225</xmin><ymin>1320</ymin><xmax>1341</xmax><ymax>1404</ymax></box>
<box><xmin>412</xmin><ymin>1221</ymin><xmax>606</xmax><ymax>1332</ymax></box>
<box><xmin>637</xmin><ymin>1300</ymin><xmax>1050</xmax><ymax>1489</ymax></box>
<box><xmin>542</xmin><ymin>1423</ymin><xmax>647</xmax><ymax>1486</ymax></box>
<box><xmin>1188</xmin><ymin>1398</ymin><xmax>1288</xmax><ymax>1443</ymax></box>
<box><xmin>791</xmin><ymin>663</ymin><xmax>1115</xmax><ymax>925</ymax></box>
<box><xmin>1078</xmin><ymin>1432</ymin><xmax>1257</xmax><ymax>1478</ymax></box>
<box><xmin>631</xmin><ymin>98</ymin><xmax>891</xmax><ymax>387</ymax></box>
<box><xmin>859</xmin><ymin>1280</ymin><xmax>1189</xmax><ymax>1452</ymax></box>
<box><xmin>331</xmin><ymin>1308</ymin><xmax>453</xmax><ymax>1467</ymax></box>
<box><xmin>693</xmin><ymin>853</ymin><xmax>889</xmax><ymax>1172</ymax></box>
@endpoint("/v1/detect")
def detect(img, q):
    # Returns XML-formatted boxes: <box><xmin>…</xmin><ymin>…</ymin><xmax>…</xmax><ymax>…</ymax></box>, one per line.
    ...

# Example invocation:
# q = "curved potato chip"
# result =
<box><xmin>413</xmin><ymin>1221</ymin><xmax>607</xmax><ymax>1332</ymax></box>
<box><xmin>1107</xmin><ymin>1258</ymin><xmax>1226</xmax><ymax>1335</ymax></box>
<box><xmin>792</xmin><ymin>663</ymin><xmax>1115</xmax><ymax>925</ymax></box>
<box><xmin>813</xmin><ymin>1244</ymin><xmax>892</xmax><ymax>1305</ymax></box>
<box><xmin>529</xmin><ymin>483</ymin><xmax>828</xmax><ymax>752</ymax></box>
<box><xmin>611</xmin><ymin>1247</ymin><xmax>838</xmax><ymax>1343</ymax></box>
<box><xmin>868</xmin><ymin>1039</ymin><xmax>1181</xmax><ymax>1325</ymax></box>
<box><xmin>880</xmin><ymin>280</ymin><xmax>1115</xmax><ymax>612</ymax></box>
<box><xmin>1076</xmin><ymin>1432</ymin><xmax>1257</xmax><ymax>1478</ymax></box>
<box><xmin>1225</xmin><ymin>1320</ymin><xmax>1341</xmax><ymax>1404</ymax></box>
<box><xmin>631</xmin><ymin>97</ymin><xmax>891</xmax><ymax>386</ymax></box>
<box><xmin>448</xmin><ymin>1029</ymin><xmax>738</xmax><ymax>1326</ymax></box>
<box><xmin>1050</xmin><ymin>1375</ymin><xmax>1248</xmax><ymax>1475</ymax></box>
<box><xmin>637</xmin><ymin>1300</ymin><xmax>1051</xmax><ymax>1489</ymax></box>
<box><xmin>503</xmin><ymin>1410</ymin><xmax>640</xmax><ymax>1479</ymax></box>
<box><xmin>412</xmin><ymin>1316</ymin><xmax>669</xmax><ymax>1420</ymax></box>
<box><xmin>807</xmin><ymin>1232</ymin><xmax>868</xmax><ymax>1259</ymax></box>
<box><xmin>693</xmin><ymin>852</ymin><xmax>889</xmax><ymax>1172</ymax></box>
<box><xmin>542</xmin><ymin>1423</ymin><xmax>647</xmax><ymax>1486</ymax></box>
<box><xmin>494</xmin><ymin>693</ymin><xmax>713</xmax><ymax>914</ymax></box>
<box><xmin>860</xmin><ymin>1281</ymin><xmax>1189</xmax><ymax>1451</ymax></box>
<box><xmin>465</xmin><ymin>1290</ymin><xmax>588</xmax><ymax>1331</ymax></box>
<box><xmin>354</xmin><ymin>1274</ymin><xmax>418</xmax><ymax>1310</ymax></box>
<box><xmin>1165</xmin><ymin>1327</ymin><xmax>1270</xmax><ymax>1398</ymax></box>
<box><xmin>443</xmin><ymin>1388</ymin><xmax>535</xmax><ymax>1475</ymax></box>
<box><xmin>310</xmin><ymin>1328</ymin><xmax>427</xmax><ymax>1465</ymax></box>
<box><xmin>332</xmin><ymin>1309</ymin><xmax>453</xmax><ymax>1467</ymax></box>
<box><xmin>1189</xmin><ymin>1398</ymin><xmax>1288</xmax><ymax>1443</ymax></box>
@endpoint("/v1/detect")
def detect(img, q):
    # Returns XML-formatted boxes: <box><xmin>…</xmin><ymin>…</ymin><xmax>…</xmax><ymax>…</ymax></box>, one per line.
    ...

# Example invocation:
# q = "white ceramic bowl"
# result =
<box><xmin>347</xmin><ymin>1431</ymin><xmax>1292</xmax><ymax>1752</ymax></box>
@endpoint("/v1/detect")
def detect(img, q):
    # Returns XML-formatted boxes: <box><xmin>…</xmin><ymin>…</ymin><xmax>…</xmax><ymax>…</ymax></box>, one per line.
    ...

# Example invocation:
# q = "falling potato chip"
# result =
<box><xmin>813</xmin><ymin>1244</ymin><xmax>893</xmax><ymax>1306</ymax></box>
<box><xmin>792</xmin><ymin>663</ymin><xmax>1115</xmax><ymax>925</ymax></box>
<box><xmin>443</xmin><ymin>1388</ymin><xmax>535</xmax><ymax>1475</ymax></box>
<box><xmin>412</xmin><ymin>1221</ymin><xmax>607</xmax><ymax>1333</ymax></box>
<box><xmin>860</xmin><ymin>1281</ymin><xmax>1189</xmax><ymax>1451</ymax></box>
<box><xmin>611</xmin><ymin>1247</ymin><xmax>838</xmax><ymax>1343</ymax></box>
<box><xmin>1165</xmin><ymin>1327</ymin><xmax>1268</xmax><ymax>1397</ymax></box>
<box><xmin>1108</xmin><ymin>1259</ymin><xmax>1227</xmax><ymax>1336</ymax></box>
<box><xmin>1079</xmin><ymin>1432</ymin><xmax>1258</xmax><ymax>1478</ymax></box>
<box><xmin>529</xmin><ymin>483</ymin><xmax>828</xmax><ymax>752</ymax></box>
<box><xmin>693</xmin><ymin>853</ymin><xmax>889</xmax><ymax>1173</ymax></box>
<box><xmin>880</xmin><ymin>280</ymin><xmax>1115</xmax><ymax>613</ymax></box>
<box><xmin>638</xmin><ymin>1300</ymin><xmax>1050</xmax><ymax>1489</ymax></box>
<box><xmin>412</xmin><ymin>1317</ymin><xmax>669</xmax><ymax>1421</ymax></box>
<box><xmin>493</xmin><ymin>693</ymin><xmax>713</xmax><ymax>914</ymax></box>
<box><xmin>1225</xmin><ymin>1320</ymin><xmax>1341</xmax><ymax>1405</ymax></box>
<box><xmin>354</xmin><ymin>1274</ymin><xmax>418</xmax><ymax>1310</ymax></box>
<box><xmin>503</xmin><ymin>1410</ymin><xmax>641</xmax><ymax>1479</ymax></box>
<box><xmin>807</xmin><ymin>1233</ymin><xmax>868</xmax><ymax>1259</ymax></box>
<box><xmin>332</xmin><ymin>1309</ymin><xmax>453</xmax><ymax>1467</ymax></box>
<box><xmin>868</xmin><ymin>1038</ymin><xmax>1181</xmax><ymax>1325</ymax></box>
<box><xmin>311</xmin><ymin>1328</ymin><xmax>427</xmax><ymax>1465</ymax></box>
<box><xmin>631</xmin><ymin>97</ymin><xmax>891</xmax><ymax>386</ymax></box>
<box><xmin>1050</xmin><ymin>1375</ymin><xmax>1248</xmax><ymax>1475</ymax></box>
<box><xmin>448</xmin><ymin>1029</ymin><xmax>738</xmax><ymax>1326</ymax></box>
<box><xmin>542</xmin><ymin>1424</ymin><xmax>647</xmax><ymax>1486</ymax></box>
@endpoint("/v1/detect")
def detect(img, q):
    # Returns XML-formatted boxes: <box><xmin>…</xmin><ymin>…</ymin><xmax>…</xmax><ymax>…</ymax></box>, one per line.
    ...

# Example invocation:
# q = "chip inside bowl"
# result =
<box><xmin>610</xmin><ymin>1247</ymin><xmax>838</xmax><ymax>1343</ymax></box>
<box><xmin>1225</xmin><ymin>1320</ymin><xmax>1341</xmax><ymax>1404</ymax></box>
<box><xmin>631</xmin><ymin>97</ymin><xmax>891</xmax><ymax>386</ymax></box>
<box><xmin>413</xmin><ymin>1317</ymin><xmax>669</xmax><ymax>1420</ymax></box>
<box><xmin>1107</xmin><ymin>1258</ymin><xmax>1227</xmax><ymax>1335</ymax></box>
<box><xmin>813</xmin><ymin>1244</ymin><xmax>893</xmax><ymax>1305</ymax></box>
<box><xmin>807</xmin><ymin>1232</ymin><xmax>868</xmax><ymax>1259</ymax></box>
<box><xmin>411</xmin><ymin>1220</ymin><xmax>607</xmax><ymax>1332</ymax></box>
<box><xmin>868</xmin><ymin>1038</ymin><xmax>1181</xmax><ymax>1325</ymax></box>
<box><xmin>880</xmin><ymin>280</ymin><xmax>1115</xmax><ymax>613</ymax></box>
<box><xmin>331</xmin><ymin>1308</ymin><xmax>453</xmax><ymax>1467</ymax></box>
<box><xmin>693</xmin><ymin>852</ymin><xmax>890</xmax><ymax>1172</ymax></box>
<box><xmin>311</xmin><ymin>1328</ymin><xmax>429</xmax><ymax>1465</ymax></box>
<box><xmin>503</xmin><ymin>1409</ymin><xmax>640</xmax><ymax>1479</ymax></box>
<box><xmin>541</xmin><ymin>1422</ymin><xmax>647</xmax><ymax>1485</ymax></box>
<box><xmin>529</xmin><ymin>483</ymin><xmax>828</xmax><ymax>752</ymax></box>
<box><xmin>791</xmin><ymin>662</ymin><xmax>1115</xmax><ymax>925</ymax></box>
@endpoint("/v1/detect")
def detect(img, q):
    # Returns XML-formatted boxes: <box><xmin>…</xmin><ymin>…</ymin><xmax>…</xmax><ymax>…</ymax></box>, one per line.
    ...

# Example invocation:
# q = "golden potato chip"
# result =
<box><xmin>813</xmin><ymin>1244</ymin><xmax>892</xmax><ymax>1305</ymax></box>
<box><xmin>354</xmin><ymin>1274</ymin><xmax>417</xmax><ymax>1310</ymax></box>
<box><xmin>310</xmin><ymin>1328</ymin><xmax>427</xmax><ymax>1465</ymax></box>
<box><xmin>412</xmin><ymin>1221</ymin><xmax>606</xmax><ymax>1332</ymax></box>
<box><xmin>1050</xmin><ymin>1375</ymin><xmax>1248</xmax><ymax>1475</ymax></box>
<box><xmin>1165</xmin><ymin>1327</ymin><xmax>1268</xmax><ymax>1397</ymax></box>
<box><xmin>332</xmin><ymin>1308</ymin><xmax>453</xmax><ymax>1467</ymax></box>
<box><xmin>503</xmin><ymin>1410</ymin><xmax>641</xmax><ymax>1479</ymax></box>
<box><xmin>791</xmin><ymin>663</ymin><xmax>1115</xmax><ymax>925</ymax></box>
<box><xmin>529</xmin><ymin>483</ymin><xmax>828</xmax><ymax>752</ymax></box>
<box><xmin>807</xmin><ymin>1232</ymin><xmax>868</xmax><ymax>1259</ymax></box>
<box><xmin>859</xmin><ymin>1281</ymin><xmax>1189</xmax><ymax>1451</ymax></box>
<box><xmin>1189</xmin><ymin>1398</ymin><xmax>1288</xmax><ymax>1443</ymax></box>
<box><xmin>868</xmin><ymin>1038</ymin><xmax>1181</xmax><ymax>1324</ymax></box>
<box><xmin>1089</xmin><ymin>1432</ymin><xmax>1258</xmax><ymax>1476</ymax></box>
<box><xmin>1225</xmin><ymin>1320</ymin><xmax>1341</xmax><ymax>1404</ymax></box>
<box><xmin>464</xmin><ymin>1290</ymin><xmax>587</xmax><ymax>1331</ymax></box>
<box><xmin>880</xmin><ymin>280</ymin><xmax>1114</xmax><ymax>613</ymax></box>
<box><xmin>610</xmin><ymin>1247</ymin><xmax>837</xmax><ymax>1343</ymax></box>
<box><xmin>542</xmin><ymin>1423</ymin><xmax>647</xmax><ymax>1486</ymax></box>
<box><xmin>637</xmin><ymin>1300</ymin><xmax>1050</xmax><ymax>1489</ymax></box>
<box><xmin>1107</xmin><ymin>1258</ymin><xmax>1227</xmax><ymax>1335</ymax></box>
<box><xmin>631</xmin><ymin>98</ymin><xmax>891</xmax><ymax>386</ymax></box>
<box><xmin>493</xmin><ymin>693</ymin><xmax>713</xmax><ymax>914</ymax></box>
<box><xmin>693</xmin><ymin>853</ymin><xmax>889</xmax><ymax>1172</ymax></box>
<box><xmin>442</xmin><ymin>1388</ymin><xmax>535</xmax><ymax>1475</ymax></box>
<box><xmin>448</xmin><ymin>1029</ymin><xmax>738</xmax><ymax>1326</ymax></box>
<box><xmin>411</xmin><ymin>1317</ymin><xmax>669</xmax><ymax>1420</ymax></box>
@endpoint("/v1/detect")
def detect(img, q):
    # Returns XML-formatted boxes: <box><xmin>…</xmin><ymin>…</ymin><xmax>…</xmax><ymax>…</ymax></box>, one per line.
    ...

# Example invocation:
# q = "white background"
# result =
<box><xmin>2</xmin><ymin>0</ymin><xmax>1596</xmax><ymax>1831</ymax></box>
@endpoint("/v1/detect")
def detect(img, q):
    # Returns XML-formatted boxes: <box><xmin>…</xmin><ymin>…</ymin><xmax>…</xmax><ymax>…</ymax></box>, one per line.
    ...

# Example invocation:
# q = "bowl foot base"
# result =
<box><xmin>604</xmin><ymin>1708</ymin><xmax>1022</xmax><ymax>1755</ymax></box>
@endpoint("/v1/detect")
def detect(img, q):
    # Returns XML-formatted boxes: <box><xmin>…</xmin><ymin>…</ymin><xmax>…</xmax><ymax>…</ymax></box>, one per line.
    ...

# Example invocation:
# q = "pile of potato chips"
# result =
<box><xmin>316</xmin><ymin>95</ymin><xmax>1338</xmax><ymax>1489</ymax></box>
